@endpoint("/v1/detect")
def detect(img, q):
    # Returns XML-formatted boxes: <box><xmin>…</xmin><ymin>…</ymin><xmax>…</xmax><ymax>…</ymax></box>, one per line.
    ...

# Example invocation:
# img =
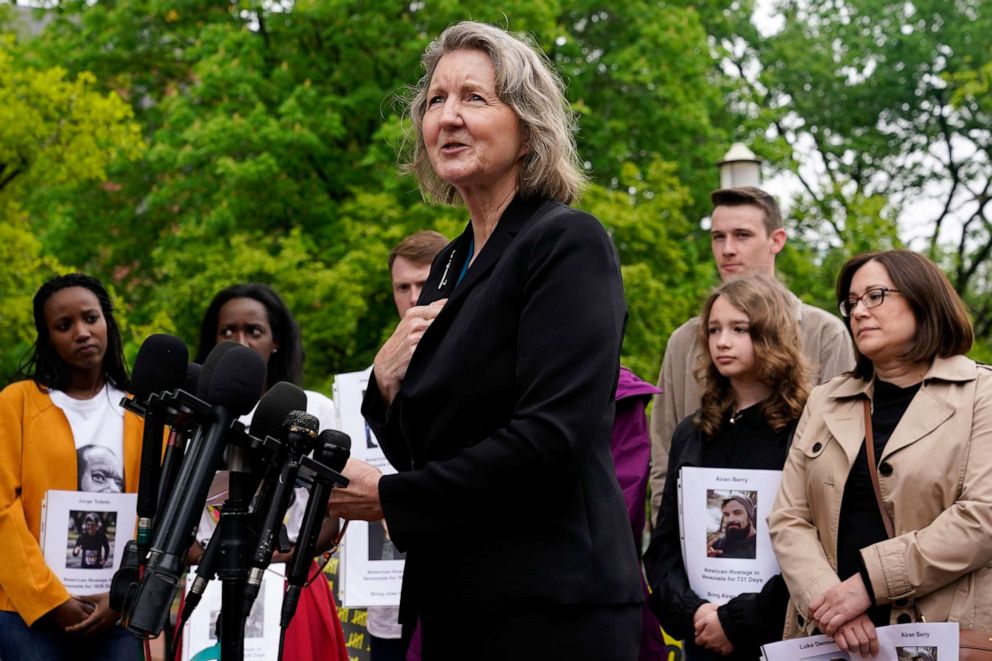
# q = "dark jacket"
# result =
<box><xmin>644</xmin><ymin>408</ymin><xmax>791</xmax><ymax>660</ymax></box>
<box><xmin>363</xmin><ymin>196</ymin><xmax>643</xmax><ymax>623</ymax></box>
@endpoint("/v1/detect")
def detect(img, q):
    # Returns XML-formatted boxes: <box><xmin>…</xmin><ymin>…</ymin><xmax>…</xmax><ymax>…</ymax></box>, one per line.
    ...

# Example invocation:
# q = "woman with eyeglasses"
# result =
<box><xmin>769</xmin><ymin>250</ymin><xmax>992</xmax><ymax>657</ymax></box>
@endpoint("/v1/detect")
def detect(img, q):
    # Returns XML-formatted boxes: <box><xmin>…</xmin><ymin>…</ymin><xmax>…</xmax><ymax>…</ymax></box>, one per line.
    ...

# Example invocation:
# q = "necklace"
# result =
<box><xmin>729</xmin><ymin>407</ymin><xmax>742</xmax><ymax>425</ymax></box>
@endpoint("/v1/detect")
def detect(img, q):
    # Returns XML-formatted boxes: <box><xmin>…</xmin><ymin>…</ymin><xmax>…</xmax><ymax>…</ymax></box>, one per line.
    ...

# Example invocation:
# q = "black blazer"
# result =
<box><xmin>363</xmin><ymin>196</ymin><xmax>643</xmax><ymax>621</ymax></box>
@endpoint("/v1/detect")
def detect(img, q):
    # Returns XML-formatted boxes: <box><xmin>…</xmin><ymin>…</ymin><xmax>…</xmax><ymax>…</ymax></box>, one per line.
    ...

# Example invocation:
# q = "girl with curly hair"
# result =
<box><xmin>644</xmin><ymin>273</ymin><xmax>810</xmax><ymax>660</ymax></box>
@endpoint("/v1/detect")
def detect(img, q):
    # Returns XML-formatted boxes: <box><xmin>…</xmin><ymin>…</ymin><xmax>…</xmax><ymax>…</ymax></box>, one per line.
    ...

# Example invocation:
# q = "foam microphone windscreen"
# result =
<box><xmin>197</xmin><ymin>341</ymin><xmax>242</xmax><ymax>401</ymax></box>
<box><xmin>284</xmin><ymin>410</ymin><xmax>319</xmax><ymax>434</ymax></box>
<box><xmin>182</xmin><ymin>363</ymin><xmax>202</xmax><ymax>395</ymax></box>
<box><xmin>203</xmin><ymin>345</ymin><xmax>267</xmax><ymax>415</ymax></box>
<box><xmin>316</xmin><ymin>429</ymin><xmax>352</xmax><ymax>472</ymax></box>
<box><xmin>131</xmin><ymin>334</ymin><xmax>189</xmax><ymax>399</ymax></box>
<box><xmin>249</xmin><ymin>382</ymin><xmax>307</xmax><ymax>441</ymax></box>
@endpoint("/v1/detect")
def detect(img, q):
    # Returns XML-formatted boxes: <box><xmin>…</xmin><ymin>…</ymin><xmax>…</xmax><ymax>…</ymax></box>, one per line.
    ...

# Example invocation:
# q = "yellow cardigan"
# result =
<box><xmin>0</xmin><ymin>380</ymin><xmax>142</xmax><ymax>625</ymax></box>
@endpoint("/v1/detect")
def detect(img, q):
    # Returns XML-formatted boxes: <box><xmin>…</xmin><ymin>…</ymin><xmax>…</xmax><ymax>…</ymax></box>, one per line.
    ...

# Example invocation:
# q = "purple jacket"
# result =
<box><xmin>613</xmin><ymin>367</ymin><xmax>668</xmax><ymax>661</ymax></box>
<box><xmin>613</xmin><ymin>367</ymin><xmax>661</xmax><ymax>546</ymax></box>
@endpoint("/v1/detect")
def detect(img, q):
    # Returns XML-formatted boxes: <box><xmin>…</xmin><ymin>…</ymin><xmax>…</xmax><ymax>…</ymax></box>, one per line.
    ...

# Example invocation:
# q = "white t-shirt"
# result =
<box><xmin>49</xmin><ymin>384</ymin><xmax>127</xmax><ymax>492</ymax></box>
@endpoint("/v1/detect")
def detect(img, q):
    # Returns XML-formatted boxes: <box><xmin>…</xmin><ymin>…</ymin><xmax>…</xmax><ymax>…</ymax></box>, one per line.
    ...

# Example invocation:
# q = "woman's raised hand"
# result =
<box><xmin>374</xmin><ymin>299</ymin><xmax>446</xmax><ymax>405</ymax></box>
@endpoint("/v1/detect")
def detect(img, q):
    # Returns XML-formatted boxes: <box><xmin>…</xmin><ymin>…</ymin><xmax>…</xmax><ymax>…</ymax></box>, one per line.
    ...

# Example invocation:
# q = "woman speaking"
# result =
<box><xmin>329</xmin><ymin>21</ymin><xmax>642</xmax><ymax>660</ymax></box>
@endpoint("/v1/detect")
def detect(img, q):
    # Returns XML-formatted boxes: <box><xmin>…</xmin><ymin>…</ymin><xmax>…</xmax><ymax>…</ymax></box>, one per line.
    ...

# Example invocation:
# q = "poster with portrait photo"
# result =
<box><xmin>65</xmin><ymin>510</ymin><xmax>116</xmax><ymax>570</ymax></box>
<box><xmin>40</xmin><ymin>490</ymin><xmax>136</xmax><ymax>595</ymax></box>
<box><xmin>704</xmin><ymin>489</ymin><xmax>758</xmax><ymax>560</ymax></box>
<box><xmin>182</xmin><ymin>563</ymin><xmax>283</xmax><ymax>660</ymax></box>
<box><xmin>678</xmin><ymin>467</ymin><xmax>781</xmax><ymax>604</ymax></box>
<box><xmin>761</xmin><ymin>634</ymin><xmax>850</xmax><ymax>661</ymax></box>
<box><xmin>367</xmin><ymin>520</ymin><xmax>406</xmax><ymax>562</ymax></box>
<box><xmin>334</xmin><ymin>368</ymin><xmax>404</xmax><ymax>607</ymax></box>
<box><xmin>895</xmin><ymin>647</ymin><xmax>937</xmax><ymax>661</ymax></box>
<box><xmin>762</xmin><ymin>623</ymin><xmax>959</xmax><ymax>661</ymax></box>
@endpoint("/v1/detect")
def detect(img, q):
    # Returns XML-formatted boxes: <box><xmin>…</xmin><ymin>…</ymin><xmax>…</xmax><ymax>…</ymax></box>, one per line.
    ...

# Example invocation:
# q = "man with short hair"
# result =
<box><xmin>388</xmin><ymin>230</ymin><xmax>449</xmax><ymax>318</ymax></box>
<box><xmin>708</xmin><ymin>496</ymin><xmax>757</xmax><ymax>559</ymax></box>
<box><xmin>648</xmin><ymin>187</ymin><xmax>855</xmax><ymax>519</ymax></box>
<box><xmin>369</xmin><ymin>229</ymin><xmax>447</xmax><ymax>661</ymax></box>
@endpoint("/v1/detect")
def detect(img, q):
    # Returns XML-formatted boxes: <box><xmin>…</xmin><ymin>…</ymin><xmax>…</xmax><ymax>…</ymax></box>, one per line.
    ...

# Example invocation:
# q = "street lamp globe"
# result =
<box><xmin>718</xmin><ymin>143</ymin><xmax>762</xmax><ymax>188</ymax></box>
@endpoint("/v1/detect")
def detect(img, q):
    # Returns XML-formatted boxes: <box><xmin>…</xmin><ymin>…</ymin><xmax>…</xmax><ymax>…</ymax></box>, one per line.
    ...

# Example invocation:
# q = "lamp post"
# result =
<box><xmin>717</xmin><ymin>143</ymin><xmax>762</xmax><ymax>188</ymax></box>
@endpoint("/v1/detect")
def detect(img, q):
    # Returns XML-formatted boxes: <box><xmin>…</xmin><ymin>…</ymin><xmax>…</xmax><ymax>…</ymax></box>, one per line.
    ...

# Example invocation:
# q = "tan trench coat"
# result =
<box><xmin>769</xmin><ymin>354</ymin><xmax>992</xmax><ymax>637</ymax></box>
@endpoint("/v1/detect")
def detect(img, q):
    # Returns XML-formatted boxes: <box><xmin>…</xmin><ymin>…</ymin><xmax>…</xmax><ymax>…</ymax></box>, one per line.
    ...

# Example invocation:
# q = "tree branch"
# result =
<box><xmin>0</xmin><ymin>164</ymin><xmax>23</xmax><ymax>193</ymax></box>
<box><xmin>929</xmin><ymin>90</ymin><xmax>962</xmax><ymax>256</ymax></box>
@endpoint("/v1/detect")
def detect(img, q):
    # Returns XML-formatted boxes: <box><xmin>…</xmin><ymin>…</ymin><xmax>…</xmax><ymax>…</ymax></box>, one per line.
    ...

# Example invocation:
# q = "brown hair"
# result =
<box><xmin>388</xmin><ymin>230</ymin><xmax>449</xmax><ymax>271</ymax></box>
<box><xmin>405</xmin><ymin>21</ymin><xmax>585</xmax><ymax>205</ymax></box>
<box><xmin>836</xmin><ymin>250</ymin><xmax>973</xmax><ymax>380</ymax></box>
<box><xmin>710</xmin><ymin>187</ymin><xmax>783</xmax><ymax>235</ymax></box>
<box><xmin>693</xmin><ymin>273</ymin><xmax>809</xmax><ymax>438</ymax></box>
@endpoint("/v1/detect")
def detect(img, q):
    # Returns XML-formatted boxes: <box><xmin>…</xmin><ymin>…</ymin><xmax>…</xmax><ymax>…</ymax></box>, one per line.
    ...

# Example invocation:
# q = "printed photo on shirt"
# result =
<box><xmin>77</xmin><ymin>444</ymin><xmax>125</xmax><ymax>492</ymax></box>
<box><xmin>705</xmin><ymin>489</ymin><xmax>758</xmax><ymax>560</ymax></box>
<box><xmin>67</xmin><ymin>510</ymin><xmax>116</xmax><ymax>570</ymax></box>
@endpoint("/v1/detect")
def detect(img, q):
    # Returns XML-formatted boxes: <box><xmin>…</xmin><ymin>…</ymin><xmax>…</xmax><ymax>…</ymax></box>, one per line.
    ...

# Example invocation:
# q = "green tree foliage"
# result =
<box><xmin>4</xmin><ymin>1</ymin><xmax>729</xmax><ymax>387</ymax></box>
<box><xmin>582</xmin><ymin>160</ymin><xmax>708</xmax><ymax>380</ymax></box>
<box><xmin>553</xmin><ymin>1</ymin><xmax>728</xmax><ymax>218</ymax></box>
<box><xmin>0</xmin><ymin>213</ymin><xmax>67</xmax><ymax>379</ymax></box>
<box><xmin>0</xmin><ymin>33</ymin><xmax>143</xmax><ymax>377</ymax></box>
<box><xmin>0</xmin><ymin>38</ymin><xmax>142</xmax><ymax>200</ymax></box>
<box><xmin>726</xmin><ymin>0</ymin><xmax>992</xmax><ymax>342</ymax></box>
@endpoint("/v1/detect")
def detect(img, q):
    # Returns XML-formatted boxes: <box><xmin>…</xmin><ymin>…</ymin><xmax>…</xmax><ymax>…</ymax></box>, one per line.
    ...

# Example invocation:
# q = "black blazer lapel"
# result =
<box><xmin>416</xmin><ymin>197</ymin><xmax>552</xmax><ymax>341</ymax></box>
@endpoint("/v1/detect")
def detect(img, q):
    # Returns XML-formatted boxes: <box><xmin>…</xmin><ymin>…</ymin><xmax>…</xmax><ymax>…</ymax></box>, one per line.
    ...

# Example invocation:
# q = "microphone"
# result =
<box><xmin>124</xmin><ymin>343</ymin><xmax>265</xmax><ymax>637</ymax></box>
<box><xmin>156</xmin><ymin>362</ymin><xmax>202</xmax><ymax>516</ymax></box>
<box><xmin>242</xmin><ymin>410</ymin><xmax>319</xmax><ymax>615</ymax></box>
<box><xmin>181</xmin><ymin>381</ymin><xmax>308</xmax><ymax>621</ymax></box>
<box><xmin>246</xmin><ymin>381</ymin><xmax>309</xmax><ymax>479</ymax></box>
<box><xmin>281</xmin><ymin>429</ymin><xmax>351</xmax><ymax>627</ymax></box>
<box><xmin>182</xmin><ymin>361</ymin><xmax>203</xmax><ymax>394</ymax></box>
<box><xmin>145</xmin><ymin>343</ymin><xmax>240</xmax><ymax>567</ymax></box>
<box><xmin>130</xmin><ymin>334</ymin><xmax>189</xmax><ymax>559</ymax></box>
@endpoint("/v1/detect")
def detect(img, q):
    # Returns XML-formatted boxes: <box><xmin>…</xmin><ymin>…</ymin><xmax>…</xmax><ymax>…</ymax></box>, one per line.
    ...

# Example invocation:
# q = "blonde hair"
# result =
<box><xmin>406</xmin><ymin>21</ymin><xmax>585</xmax><ymax>205</ymax></box>
<box><xmin>693</xmin><ymin>273</ymin><xmax>810</xmax><ymax>438</ymax></box>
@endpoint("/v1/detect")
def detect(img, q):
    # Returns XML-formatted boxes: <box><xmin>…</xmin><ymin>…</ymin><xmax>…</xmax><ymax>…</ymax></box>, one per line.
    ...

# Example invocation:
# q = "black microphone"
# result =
<box><xmin>146</xmin><ymin>343</ymin><xmax>240</xmax><ymax>566</ymax></box>
<box><xmin>246</xmin><ymin>381</ymin><xmax>309</xmax><ymax>483</ymax></box>
<box><xmin>125</xmin><ymin>343</ymin><xmax>265</xmax><ymax>637</ymax></box>
<box><xmin>242</xmin><ymin>410</ymin><xmax>319</xmax><ymax>615</ymax></box>
<box><xmin>130</xmin><ymin>334</ymin><xmax>189</xmax><ymax>559</ymax></box>
<box><xmin>281</xmin><ymin>429</ymin><xmax>351</xmax><ymax>627</ymax></box>
<box><xmin>156</xmin><ymin>362</ymin><xmax>202</xmax><ymax>517</ymax></box>
<box><xmin>181</xmin><ymin>381</ymin><xmax>308</xmax><ymax>621</ymax></box>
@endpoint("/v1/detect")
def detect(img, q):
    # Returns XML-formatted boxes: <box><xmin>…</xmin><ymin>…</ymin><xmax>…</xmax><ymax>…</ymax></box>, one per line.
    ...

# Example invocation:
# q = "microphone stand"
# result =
<box><xmin>121</xmin><ymin>398</ymin><xmax>348</xmax><ymax>661</ymax></box>
<box><xmin>217</xmin><ymin>442</ymin><xmax>256</xmax><ymax>661</ymax></box>
<box><xmin>208</xmin><ymin>420</ymin><xmax>303</xmax><ymax>661</ymax></box>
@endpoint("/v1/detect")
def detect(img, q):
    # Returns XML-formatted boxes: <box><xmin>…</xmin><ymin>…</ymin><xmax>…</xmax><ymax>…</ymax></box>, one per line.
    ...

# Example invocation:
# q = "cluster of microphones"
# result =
<box><xmin>109</xmin><ymin>334</ymin><xmax>351</xmax><ymax>650</ymax></box>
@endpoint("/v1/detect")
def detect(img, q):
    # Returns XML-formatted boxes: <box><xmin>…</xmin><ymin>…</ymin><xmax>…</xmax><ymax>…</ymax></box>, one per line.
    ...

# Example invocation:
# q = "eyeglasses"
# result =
<box><xmin>839</xmin><ymin>287</ymin><xmax>900</xmax><ymax>318</ymax></box>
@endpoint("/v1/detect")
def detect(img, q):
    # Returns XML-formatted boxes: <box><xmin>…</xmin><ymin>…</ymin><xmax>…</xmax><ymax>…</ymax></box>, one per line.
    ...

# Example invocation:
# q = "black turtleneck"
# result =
<box><xmin>837</xmin><ymin>378</ymin><xmax>921</xmax><ymax>626</ymax></box>
<box><xmin>701</xmin><ymin>402</ymin><xmax>793</xmax><ymax>471</ymax></box>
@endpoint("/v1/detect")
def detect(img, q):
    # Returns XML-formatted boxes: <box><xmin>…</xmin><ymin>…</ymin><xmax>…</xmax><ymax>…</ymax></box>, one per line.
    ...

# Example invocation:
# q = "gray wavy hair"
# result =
<box><xmin>406</xmin><ymin>21</ymin><xmax>586</xmax><ymax>205</ymax></box>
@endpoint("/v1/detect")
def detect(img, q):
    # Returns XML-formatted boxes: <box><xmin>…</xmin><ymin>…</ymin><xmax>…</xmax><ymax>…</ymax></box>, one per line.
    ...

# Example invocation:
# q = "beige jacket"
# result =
<box><xmin>648</xmin><ymin>293</ymin><xmax>854</xmax><ymax>517</ymax></box>
<box><xmin>769</xmin><ymin>355</ymin><xmax>992</xmax><ymax>636</ymax></box>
